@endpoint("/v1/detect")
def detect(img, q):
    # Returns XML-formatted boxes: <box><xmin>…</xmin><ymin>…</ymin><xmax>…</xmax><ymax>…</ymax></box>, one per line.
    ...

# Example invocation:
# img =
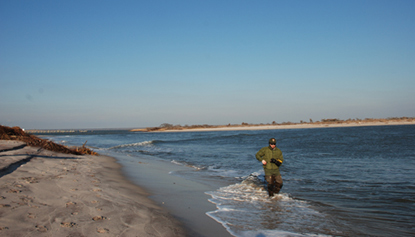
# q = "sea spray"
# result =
<box><xmin>206</xmin><ymin>174</ymin><xmax>344</xmax><ymax>236</ymax></box>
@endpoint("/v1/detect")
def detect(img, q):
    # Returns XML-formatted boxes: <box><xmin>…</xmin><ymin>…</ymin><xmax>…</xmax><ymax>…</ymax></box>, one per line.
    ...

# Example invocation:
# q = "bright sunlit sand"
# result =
<box><xmin>0</xmin><ymin>140</ymin><xmax>185</xmax><ymax>236</ymax></box>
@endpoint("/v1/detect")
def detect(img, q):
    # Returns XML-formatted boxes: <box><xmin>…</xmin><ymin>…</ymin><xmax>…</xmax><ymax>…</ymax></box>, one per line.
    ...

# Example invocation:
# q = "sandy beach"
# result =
<box><xmin>133</xmin><ymin>119</ymin><xmax>415</xmax><ymax>133</ymax></box>
<box><xmin>0</xmin><ymin>140</ymin><xmax>185</xmax><ymax>236</ymax></box>
<box><xmin>2</xmin><ymin>120</ymin><xmax>414</xmax><ymax>236</ymax></box>
<box><xmin>112</xmin><ymin>152</ymin><xmax>233</xmax><ymax>237</ymax></box>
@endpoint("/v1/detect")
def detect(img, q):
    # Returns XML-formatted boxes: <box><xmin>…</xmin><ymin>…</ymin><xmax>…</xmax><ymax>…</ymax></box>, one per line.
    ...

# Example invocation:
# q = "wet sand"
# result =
<box><xmin>113</xmin><ymin>152</ymin><xmax>233</xmax><ymax>237</ymax></box>
<box><xmin>0</xmin><ymin>140</ymin><xmax>185</xmax><ymax>236</ymax></box>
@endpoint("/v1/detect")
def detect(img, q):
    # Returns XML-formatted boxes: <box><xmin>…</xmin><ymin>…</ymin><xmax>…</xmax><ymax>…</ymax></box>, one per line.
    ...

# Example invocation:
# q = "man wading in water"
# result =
<box><xmin>256</xmin><ymin>138</ymin><xmax>284</xmax><ymax>197</ymax></box>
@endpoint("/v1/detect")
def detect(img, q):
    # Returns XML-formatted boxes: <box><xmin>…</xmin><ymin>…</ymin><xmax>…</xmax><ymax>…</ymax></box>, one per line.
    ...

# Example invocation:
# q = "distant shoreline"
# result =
<box><xmin>24</xmin><ymin>117</ymin><xmax>415</xmax><ymax>134</ymax></box>
<box><xmin>131</xmin><ymin>117</ymin><xmax>415</xmax><ymax>133</ymax></box>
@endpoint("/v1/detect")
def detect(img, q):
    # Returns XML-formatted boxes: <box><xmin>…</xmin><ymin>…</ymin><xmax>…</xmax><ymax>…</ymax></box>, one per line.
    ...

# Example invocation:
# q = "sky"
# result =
<box><xmin>1</xmin><ymin>0</ymin><xmax>414</xmax><ymax>129</ymax></box>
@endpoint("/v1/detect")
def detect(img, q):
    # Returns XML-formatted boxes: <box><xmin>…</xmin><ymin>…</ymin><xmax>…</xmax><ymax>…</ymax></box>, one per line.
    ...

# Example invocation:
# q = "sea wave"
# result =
<box><xmin>157</xmin><ymin>132</ymin><xmax>258</xmax><ymax>145</ymax></box>
<box><xmin>171</xmin><ymin>159</ymin><xmax>206</xmax><ymax>170</ymax></box>
<box><xmin>108</xmin><ymin>140</ymin><xmax>155</xmax><ymax>150</ymax></box>
<box><xmin>206</xmin><ymin>173</ymin><xmax>342</xmax><ymax>237</ymax></box>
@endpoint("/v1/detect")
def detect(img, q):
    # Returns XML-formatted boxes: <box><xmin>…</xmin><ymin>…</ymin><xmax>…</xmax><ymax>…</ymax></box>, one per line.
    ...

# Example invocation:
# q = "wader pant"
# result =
<box><xmin>265</xmin><ymin>174</ymin><xmax>283</xmax><ymax>197</ymax></box>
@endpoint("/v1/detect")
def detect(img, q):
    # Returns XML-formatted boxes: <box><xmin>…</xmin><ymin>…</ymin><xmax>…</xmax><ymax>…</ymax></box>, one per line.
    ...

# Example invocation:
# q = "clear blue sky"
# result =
<box><xmin>1</xmin><ymin>0</ymin><xmax>414</xmax><ymax>129</ymax></box>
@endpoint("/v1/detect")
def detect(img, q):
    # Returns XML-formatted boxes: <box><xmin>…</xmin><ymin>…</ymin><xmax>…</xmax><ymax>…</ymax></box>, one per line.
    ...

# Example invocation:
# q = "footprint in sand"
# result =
<box><xmin>35</xmin><ymin>225</ymin><xmax>48</xmax><ymax>232</ymax></box>
<box><xmin>60</xmin><ymin>222</ymin><xmax>76</xmax><ymax>228</ymax></box>
<box><xmin>66</xmin><ymin>201</ymin><xmax>76</xmax><ymax>207</ymax></box>
<box><xmin>22</xmin><ymin>177</ymin><xmax>38</xmax><ymax>183</ymax></box>
<box><xmin>97</xmin><ymin>227</ymin><xmax>109</xmax><ymax>233</ymax></box>
<box><xmin>92</xmin><ymin>216</ymin><xmax>107</xmax><ymax>221</ymax></box>
<box><xmin>20</xmin><ymin>195</ymin><xmax>34</xmax><ymax>204</ymax></box>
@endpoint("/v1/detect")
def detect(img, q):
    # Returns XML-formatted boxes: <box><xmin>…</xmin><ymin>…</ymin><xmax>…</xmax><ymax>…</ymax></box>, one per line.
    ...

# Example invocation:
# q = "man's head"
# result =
<box><xmin>269</xmin><ymin>138</ymin><xmax>276</xmax><ymax>147</ymax></box>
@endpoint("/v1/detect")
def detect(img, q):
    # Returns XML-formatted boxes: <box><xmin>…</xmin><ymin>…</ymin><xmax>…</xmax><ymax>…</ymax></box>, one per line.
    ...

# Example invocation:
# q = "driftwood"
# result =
<box><xmin>0</xmin><ymin>125</ymin><xmax>97</xmax><ymax>155</ymax></box>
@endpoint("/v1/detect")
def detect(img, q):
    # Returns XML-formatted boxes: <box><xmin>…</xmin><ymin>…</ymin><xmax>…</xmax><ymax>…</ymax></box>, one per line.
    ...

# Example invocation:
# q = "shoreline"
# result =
<box><xmin>110</xmin><ymin>151</ymin><xmax>233</xmax><ymax>237</ymax></box>
<box><xmin>0</xmin><ymin>140</ymin><xmax>185</xmax><ymax>236</ymax></box>
<box><xmin>134</xmin><ymin>120</ymin><xmax>415</xmax><ymax>133</ymax></box>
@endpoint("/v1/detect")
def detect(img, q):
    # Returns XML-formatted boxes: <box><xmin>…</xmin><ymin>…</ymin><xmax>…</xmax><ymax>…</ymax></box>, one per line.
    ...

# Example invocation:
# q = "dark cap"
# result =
<box><xmin>269</xmin><ymin>138</ymin><xmax>276</xmax><ymax>144</ymax></box>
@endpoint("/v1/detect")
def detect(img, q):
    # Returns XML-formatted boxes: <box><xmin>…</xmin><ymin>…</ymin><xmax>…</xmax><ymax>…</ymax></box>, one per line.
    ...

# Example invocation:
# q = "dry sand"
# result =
<box><xmin>0</xmin><ymin>140</ymin><xmax>185</xmax><ymax>237</ymax></box>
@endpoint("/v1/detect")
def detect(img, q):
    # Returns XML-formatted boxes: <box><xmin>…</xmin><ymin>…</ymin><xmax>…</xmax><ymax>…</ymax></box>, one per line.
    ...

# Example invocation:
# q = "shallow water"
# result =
<box><xmin>45</xmin><ymin>125</ymin><xmax>415</xmax><ymax>236</ymax></box>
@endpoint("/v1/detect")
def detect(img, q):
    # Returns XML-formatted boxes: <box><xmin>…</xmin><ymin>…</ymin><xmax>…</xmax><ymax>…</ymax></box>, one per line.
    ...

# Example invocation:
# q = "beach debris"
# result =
<box><xmin>0</xmin><ymin>125</ymin><xmax>97</xmax><ymax>155</ymax></box>
<box><xmin>0</xmin><ymin>226</ymin><xmax>10</xmax><ymax>230</ymax></box>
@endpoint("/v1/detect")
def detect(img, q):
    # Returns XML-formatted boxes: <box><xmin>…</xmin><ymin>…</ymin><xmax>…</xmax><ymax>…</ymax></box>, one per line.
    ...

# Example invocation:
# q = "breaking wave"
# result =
<box><xmin>108</xmin><ymin>140</ymin><xmax>155</xmax><ymax>150</ymax></box>
<box><xmin>206</xmin><ymin>174</ymin><xmax>343</xmax><ymax>237</ymax></box>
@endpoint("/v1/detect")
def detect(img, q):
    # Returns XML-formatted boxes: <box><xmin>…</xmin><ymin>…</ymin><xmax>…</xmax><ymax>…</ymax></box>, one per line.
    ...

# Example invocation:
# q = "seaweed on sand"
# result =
<box><xmin>0</xmin><ymin>125</ymin><xmax>97</xmax><ymax>155</ymax></box>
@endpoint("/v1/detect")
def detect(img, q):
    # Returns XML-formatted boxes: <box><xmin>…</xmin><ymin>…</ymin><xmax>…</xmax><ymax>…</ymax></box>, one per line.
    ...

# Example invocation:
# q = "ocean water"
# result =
<box><xmin>44</xmin><ymin>125</ymin><xmax>415</xmax><ymax>237</ymax></box>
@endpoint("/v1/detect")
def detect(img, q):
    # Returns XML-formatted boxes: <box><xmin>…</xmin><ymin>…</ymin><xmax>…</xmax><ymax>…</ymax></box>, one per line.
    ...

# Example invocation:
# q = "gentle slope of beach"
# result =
<box><xmin>113</xmin><ymin>152</ymin><xmax>233</xmax><ymax>237</ymax></box>
<box><xmin>0</xmin><ymin>140</ymin><xmax>185</xmax><ymax>236</ymax></box>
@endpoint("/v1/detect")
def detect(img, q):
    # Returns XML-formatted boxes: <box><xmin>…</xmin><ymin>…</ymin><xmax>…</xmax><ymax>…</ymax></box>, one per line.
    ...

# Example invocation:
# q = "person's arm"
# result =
<box><xmin>256</xmin><ymin>148</ymin><xmax>267</xmax><ymax>165</ymax></box>
<box><xmin>256</xmin><ymin>148</ymin><xmax>264</xmax><ymax>161</ymax></box>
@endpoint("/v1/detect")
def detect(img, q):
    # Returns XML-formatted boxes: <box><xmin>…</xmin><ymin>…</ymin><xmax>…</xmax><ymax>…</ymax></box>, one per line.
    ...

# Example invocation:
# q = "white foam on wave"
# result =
<box><xmin>171</xmin><ymin>160</ymin><xmax>205</xmax><ymax>170</ymax></box>
<box><xmin>108</xmin><ymin>140</ymin><xmax>154</xmax><ymax>149</ymax></box>
<box><xmin>171</xmin><ymin>159</ymin><xmax>184</xmax><ymax>166</ymax></box>
<box><xmin>238</xmin><ymin>229</ymin><xmax>332</xmax><ymax>237</ymax></box>
<box><xmin>206</xmin><ymin>174</ymin><xmax>339</xmax><ymax>237</ymax></box>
